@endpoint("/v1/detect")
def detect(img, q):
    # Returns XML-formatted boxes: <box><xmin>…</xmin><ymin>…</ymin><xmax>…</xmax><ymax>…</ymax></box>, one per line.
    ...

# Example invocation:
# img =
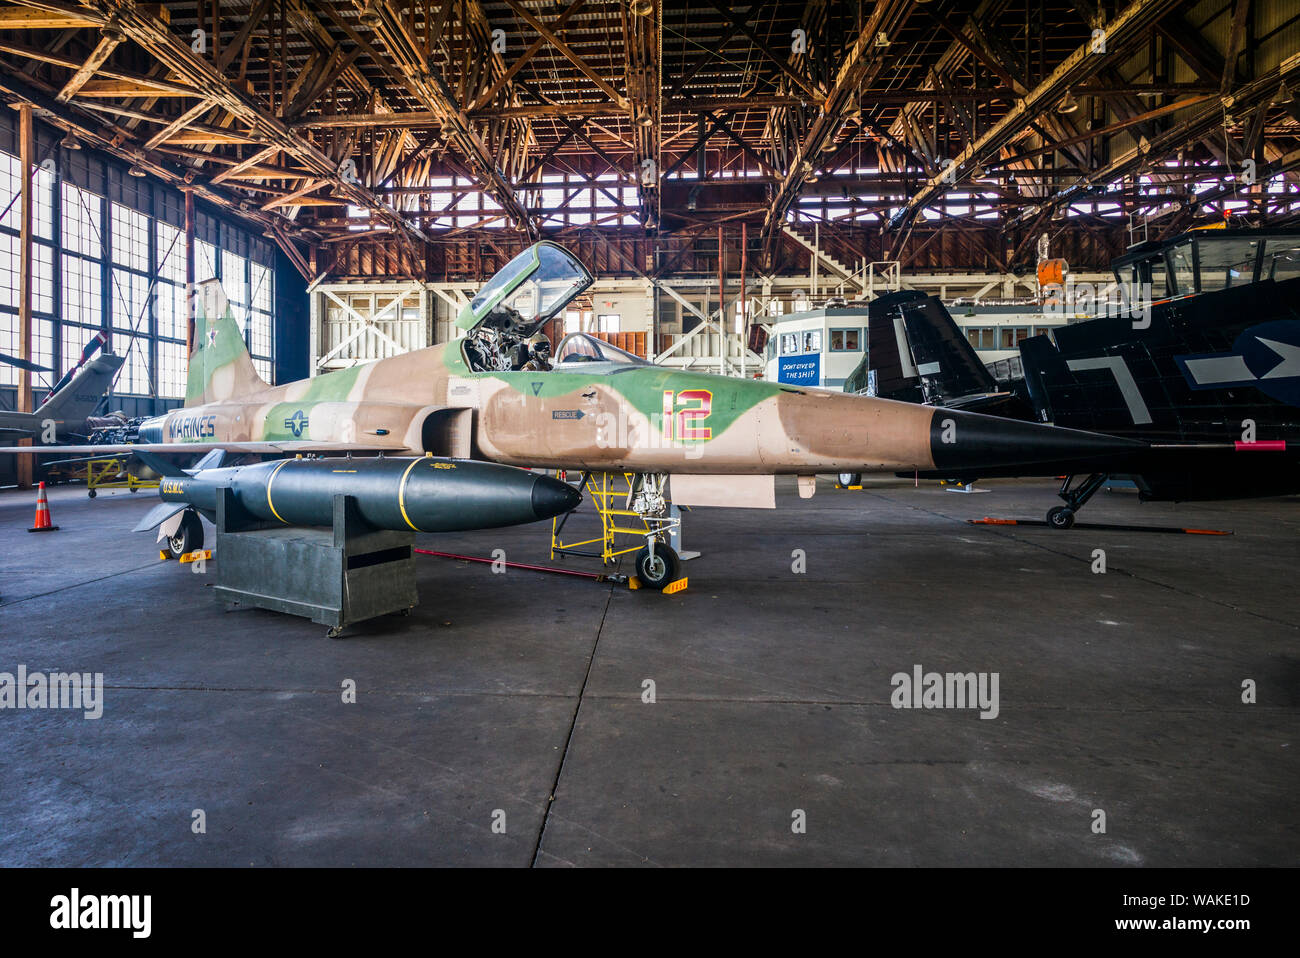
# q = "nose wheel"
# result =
<box><xmin>166</xmin><ymin>509</ymin><xmax>204</xmax><ymax>559</ymax></box>
<box><xmin>635</xmin><ymin>542</ymin><xmax>680</xmax><ymax>589</ymax></box>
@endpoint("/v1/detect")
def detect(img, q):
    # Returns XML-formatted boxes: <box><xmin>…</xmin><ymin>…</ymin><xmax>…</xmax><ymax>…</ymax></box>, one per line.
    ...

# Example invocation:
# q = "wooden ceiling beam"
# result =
<box><xmin>54</xmin><ymin>30</ymin><xmax>123</xmax><ymax>103</ymax></box>
<box><xmin>501</xmin><ymin>0</ymin><xmax>628</xmax><ymax>110</ymax></box>
<box><xmin>468</xmin><ymin>0</ymin><xmax>586</xmax><ymax>113</ymax></box>
<box><xmin>140</xmin><ymin>98</ymin><xmax>212</xmax><ymax>150</ymax></box>
<box><xmin>0</xmin><ymin>3</ymin><xmax>100</xmax><ymax>29</ymax></box>
<box><xmin>888</xmin><ymin>0</ymin><xmax>1188</xmax><ymax>233</ymax></box>
<box><xmin>72</xmin><ymin>0</ymin><xmax>426</xmax><ymax>243</ymax></box>
<box><xmin>354</xmin><ymin>0</ymin><xmax>533</xmax><ymax>234</ymax></box>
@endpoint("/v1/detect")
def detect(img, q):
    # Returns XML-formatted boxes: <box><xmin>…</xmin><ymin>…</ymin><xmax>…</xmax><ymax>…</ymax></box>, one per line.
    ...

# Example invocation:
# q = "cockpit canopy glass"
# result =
<box><xmin>458</xmin><ymin>242</ymin><xmax>594</xmax><ymax>336</ymax></box>
<box><xmin>1111</xmin><ymin>231</ymin><xmax>1300</xmax><ymax>298</ymax></box>
<box><xmin>554</xmin><ymin>332</ymin><xmax>650</xmax><ymax>366</ymax></box>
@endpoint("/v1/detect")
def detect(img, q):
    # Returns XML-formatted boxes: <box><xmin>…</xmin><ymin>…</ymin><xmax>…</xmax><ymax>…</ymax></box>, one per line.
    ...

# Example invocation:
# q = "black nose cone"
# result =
<box><xmin>531</xmin><ymin>475</ymin><xmax>582</xmax><ymax>519</ymax></box>
<box><xmin>929</xmin><ymin>408</ymin><xmax>1147</xmax><ymax>473</ymax></box>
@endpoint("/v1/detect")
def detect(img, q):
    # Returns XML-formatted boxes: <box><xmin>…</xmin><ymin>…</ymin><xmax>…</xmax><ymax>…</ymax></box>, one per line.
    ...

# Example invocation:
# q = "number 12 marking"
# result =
<box><xmin>661</xmin><ymin>389</ymin><xmax>713</xmax><ymax>441</ymax></box>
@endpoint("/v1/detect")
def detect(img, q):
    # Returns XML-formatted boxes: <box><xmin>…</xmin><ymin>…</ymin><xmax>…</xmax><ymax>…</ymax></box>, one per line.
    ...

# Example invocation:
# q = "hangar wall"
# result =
<box><xmin>0</xmin><ymin>110</ymin><xmax>291</xmax><ymax>420</ymax></box>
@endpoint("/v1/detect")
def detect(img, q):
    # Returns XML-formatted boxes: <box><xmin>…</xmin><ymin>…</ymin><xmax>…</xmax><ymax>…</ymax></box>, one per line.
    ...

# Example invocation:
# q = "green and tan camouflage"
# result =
<box><xmin>15</xmin><ymin>244</ymin><xmax>1148</xmax><ymax>505</ymax></box>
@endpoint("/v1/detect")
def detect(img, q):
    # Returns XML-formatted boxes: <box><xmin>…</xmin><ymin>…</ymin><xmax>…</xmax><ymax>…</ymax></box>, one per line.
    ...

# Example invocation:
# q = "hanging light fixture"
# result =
<box><xmin>1057</xmin><ymin>91</ymin><xmax>1079</xmax><ymax>114</ymax></box>
<box><xmin>127</xmin><ymin>165</ymin><xmax>147</xmax><ymax>177</ymax></box>
<box><xmin>359</xmin><ymin>0</ymin><xmax>383</xmax><ymax>28</ymax></box>
<box><xmin>60</xmin><ymin>130</ymin><xmax>80</xmax><ymax>151</ymax></box>
<box><xmin>1277</xmin><ymin>81</ymin><xmax>1294</xmax><ymax>104</ymax></box>
<box><xmin>629</xmin><ymin>0</ymin><xmax>653</xmax><ymax>16</ymax></box>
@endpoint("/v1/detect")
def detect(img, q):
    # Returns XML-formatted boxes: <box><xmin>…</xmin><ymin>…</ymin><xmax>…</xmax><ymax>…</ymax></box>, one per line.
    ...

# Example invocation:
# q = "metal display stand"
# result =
<box><xmin>213</xmin><ymin>488</ymin><xmax>418</xmax><ymax>637</ymax></box>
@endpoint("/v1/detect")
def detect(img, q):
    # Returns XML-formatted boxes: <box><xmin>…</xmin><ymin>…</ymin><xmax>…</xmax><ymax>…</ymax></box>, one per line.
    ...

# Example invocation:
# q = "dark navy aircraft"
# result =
<box><xmin>844</xmin><ymin>228</ymin><xmax>1300</xmax><ymax>527</ymax></box>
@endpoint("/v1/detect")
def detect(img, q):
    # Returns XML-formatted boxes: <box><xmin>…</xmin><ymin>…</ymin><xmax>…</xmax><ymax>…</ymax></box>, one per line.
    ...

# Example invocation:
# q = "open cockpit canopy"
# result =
<box><xmin>456</xmin><ymin>242</ymin><xmax>594</xmax><ymax>338</ymax></box>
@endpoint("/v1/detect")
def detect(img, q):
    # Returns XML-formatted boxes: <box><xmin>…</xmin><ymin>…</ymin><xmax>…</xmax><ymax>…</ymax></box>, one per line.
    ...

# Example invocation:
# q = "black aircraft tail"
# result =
<box><xmin>844</xmin><ymin>290</ymin><xmax>1029</xmax><ymax>415</ymax></box>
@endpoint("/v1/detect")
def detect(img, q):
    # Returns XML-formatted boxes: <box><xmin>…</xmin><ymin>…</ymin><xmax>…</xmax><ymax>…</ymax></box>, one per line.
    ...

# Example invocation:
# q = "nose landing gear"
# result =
<box><xmin>165</xmin><ymin>509</ymin><xmax>205</xmax><ymax>559</ymax></box>
<box><xmin>634</xmin><ymin>541</ymin><xmax>680</xmax><ymax>590</ymax></box>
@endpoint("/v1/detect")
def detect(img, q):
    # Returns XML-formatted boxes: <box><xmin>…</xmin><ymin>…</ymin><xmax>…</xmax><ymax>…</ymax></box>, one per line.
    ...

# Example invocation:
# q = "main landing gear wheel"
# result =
<box><xmin>635</xmin><ymin>543</ymin><xmax>680</xmax><ymax>589</ymax></box>
<box><xmin>1046</xmin><ymin>506</ymin><xmax>1075</xmax><ymax>530</ymax></box>
<box><xmin>166</xmin><ymin>510</ymin><xmax>204</xmax><ymax>560</ymax></box>
<box><xmin>838</xmin><ymin>473</ymin><xmax>861</xmax><ymax>487</ymax></box>
<box><xmin>87</xmin><ymin>489</ymin><xmax>96</xmax><ymax>498</ymax></box>
<box><xmin>1048</xmin><ymin>473</ymin><xmax>1107</xmax><ymax>530</ymax></box>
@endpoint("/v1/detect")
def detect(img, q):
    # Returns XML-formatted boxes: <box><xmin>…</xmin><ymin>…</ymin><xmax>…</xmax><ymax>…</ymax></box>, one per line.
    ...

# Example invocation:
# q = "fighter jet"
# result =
<box><xmin>5</xmin><ymin>243</ymin><xmax>1148</xmax><ymax>575</ymax></box>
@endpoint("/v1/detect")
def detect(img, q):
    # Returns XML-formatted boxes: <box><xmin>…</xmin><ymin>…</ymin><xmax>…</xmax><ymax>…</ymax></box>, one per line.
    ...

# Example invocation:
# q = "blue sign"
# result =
<box><xmin>778</xmin><ymin>354</ymin><xmax>821</xmax><ymax>386</ymax></box>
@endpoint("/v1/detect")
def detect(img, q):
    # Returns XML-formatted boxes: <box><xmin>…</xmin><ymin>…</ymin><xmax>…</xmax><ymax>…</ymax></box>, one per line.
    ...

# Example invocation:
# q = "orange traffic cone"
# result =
<box><xmin>28</xmin><ymin>481</ymin><xmax>59</xmax><ymax>533</ymax></box>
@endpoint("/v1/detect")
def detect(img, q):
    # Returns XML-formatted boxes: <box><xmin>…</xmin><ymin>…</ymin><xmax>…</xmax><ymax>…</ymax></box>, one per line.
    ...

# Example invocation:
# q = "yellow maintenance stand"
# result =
<box><xmin>41</xmin><ymin>455</ymin><xmax>159</xmax><ymax>498</ymax></box>
<box><xmin>550</xmin><ymin>471</ymin><xmax>685</xmax><ymax>591</ymax></box>
<box><xmin>84</xmin><ymin>457</ymin><xmax>159</xmax><ymax>498</ymax></box>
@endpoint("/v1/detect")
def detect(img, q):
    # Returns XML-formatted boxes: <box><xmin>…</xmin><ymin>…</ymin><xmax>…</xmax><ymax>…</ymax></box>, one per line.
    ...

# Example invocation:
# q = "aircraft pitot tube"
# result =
<box><xmin>133</xmin><ymin>454</ymin><xmax>582</xmax><ymax>535</ymax></box>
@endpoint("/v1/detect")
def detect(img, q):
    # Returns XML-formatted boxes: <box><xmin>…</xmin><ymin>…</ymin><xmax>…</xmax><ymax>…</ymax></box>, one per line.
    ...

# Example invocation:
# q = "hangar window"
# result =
<box><xmin>111</xmin><ymin>203</ymin><xmax>149</xmax><ymax>272</ymax></box>
<box><xmin>157</xmin><ymin>340</ymin><xmax>187</xmax><ymax>399</ymax></box>
<box><xmin>154</xmin><ymin>222</ymin><xmax>188</xmax><ymax>397</ymax></box>
<box><xmin>0</xmin><ymin>153</ymin><xmax>17</xmax><ymax>233</ymax></box>
<box><xmin>0</xmin><ymin>134</ymin><xmax>276</xmax><ymax>403</ymax></box>
<box><xmin>62</xmin><ymin>184</ymin><xmax>101</xmax><ymax>259</ymax></box>
<box><xmin>196</xmin><ymin>240</ymin><xmax>218</xmax><ymax>282</ymax></box>
<box><xmin>61</xmin><ymin>251</ymin><xmax>100</xmax><ymax>370</ymax></box>
<box><xmin>111</xmin><ymin>269</ymin><xmax>150</xmax><ymax>394</ymax></box>
<box><xmin>222</xmin><ymin>250</ymin><xmax>249</xmax><ymax>321</ymax></box>
<box><xmin>966</xmin><ymin>327</ymin><xmax>995</xmax><ymax>350</ymax></box>
<box><xmin>829</xmin><ymin>328</ymin><xmax>861</xmax><ymax>351</ymax></box>
<box><xmin>999</xmin><ymin>327</ymin><xmax>1031</xmax><ymax>349</ymax></box>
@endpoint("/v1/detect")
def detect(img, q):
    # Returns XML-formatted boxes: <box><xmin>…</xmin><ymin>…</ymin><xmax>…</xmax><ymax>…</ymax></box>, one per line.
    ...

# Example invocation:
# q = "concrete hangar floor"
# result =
<box><xmin>0</xmin><ymin>476</ymin><xmax>1295</xmax><ymax>867</ymax></box>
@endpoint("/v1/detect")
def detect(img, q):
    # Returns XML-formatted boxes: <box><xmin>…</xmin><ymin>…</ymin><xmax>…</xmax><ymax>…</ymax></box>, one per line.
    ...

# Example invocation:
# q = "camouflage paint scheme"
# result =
<box><xmin>154</xmin><ymin>275</ymin><xmax>940</xmax><ymax>475</ymax></box>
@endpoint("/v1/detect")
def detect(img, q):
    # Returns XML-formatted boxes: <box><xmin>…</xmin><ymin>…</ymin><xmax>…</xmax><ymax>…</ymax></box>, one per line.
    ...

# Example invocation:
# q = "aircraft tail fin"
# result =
<box><xmin>187</xmin><ymin>449</ymin><xmax>226</xmax><ymax>473</ymax></box>
<box><xmin>33</xmin><ymin>353</ymin><xmax>124</xmax><ymax>430</ymax></box>
<box><xmin>185</xmin><ymin>278</ymin><xmax>268</xmax><ymax>407</ymax></box>
<box><xmin>897</xmin><ymin>297</ymin><xmax>1000</xmax><ymax>402</ymax></box>
<box><xmin>847</xmin><ymin>291</ymin><xmax>1000</xmax><ymax>405</ymax></box>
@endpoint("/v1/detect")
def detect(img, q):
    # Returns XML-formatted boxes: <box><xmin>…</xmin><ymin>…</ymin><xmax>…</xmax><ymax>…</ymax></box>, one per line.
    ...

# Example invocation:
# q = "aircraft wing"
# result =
<box><xmin>2</xmin><ymin>439</ymin><xmax>410</xmax><ymax>460</ymax></box>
